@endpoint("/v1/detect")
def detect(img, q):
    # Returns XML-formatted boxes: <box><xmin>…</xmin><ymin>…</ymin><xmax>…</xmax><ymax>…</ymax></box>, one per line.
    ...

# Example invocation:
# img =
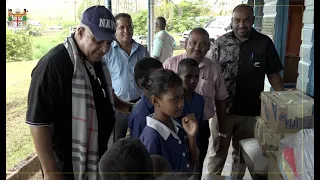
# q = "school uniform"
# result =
<box><xmin>127</xmin><ymin>95</ymin><xmax>154</xmax><ymax>138</ymax></box>
<box><xmin>175</xmin><ymin>92</ymin><xmax>205</xmax><ymax>147</ymax></box>
<box><xmin>139</xmin><ymin>116</ymin><xmax>192</xmax><ymax>173</ymax></box>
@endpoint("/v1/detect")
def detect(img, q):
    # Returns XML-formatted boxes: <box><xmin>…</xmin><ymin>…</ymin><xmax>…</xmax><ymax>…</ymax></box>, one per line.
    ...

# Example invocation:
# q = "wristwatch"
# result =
<box><xmin>218</xmin><ymin>132</ymin><xmax>227</xmax><ymax>138</ymax></box>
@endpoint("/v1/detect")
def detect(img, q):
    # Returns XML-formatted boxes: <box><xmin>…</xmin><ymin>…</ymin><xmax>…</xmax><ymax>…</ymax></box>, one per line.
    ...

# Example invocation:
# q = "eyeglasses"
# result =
<box><xmin>188</xmin><ymin>41</ymin><xmax>209</xmax><ymax>49</ymax></box>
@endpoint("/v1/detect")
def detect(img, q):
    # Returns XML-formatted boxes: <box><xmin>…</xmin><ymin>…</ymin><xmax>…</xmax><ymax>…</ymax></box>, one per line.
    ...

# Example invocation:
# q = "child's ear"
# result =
<box><xmin>151</xmin><ymin>95</ymin><xmax>160</xmax><ymax>107</ymax></box>
<box><xmin>137</xmin><ymin>79</ymin><xmax>143</xmax><ymax>89</ymax></box>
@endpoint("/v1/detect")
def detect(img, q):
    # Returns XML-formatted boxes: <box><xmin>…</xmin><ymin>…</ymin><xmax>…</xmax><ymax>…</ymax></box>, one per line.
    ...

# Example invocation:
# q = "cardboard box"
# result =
<box><xmin>268</xmin><ymin>154</ymin><xmax>283</xmax><ymax>180</ymax></box>
<box><xmin>254</xmin><ymin>116</ymin><xmax>272</xmax><ymax>143</ymax></box>
<box><xmin>255</xmin><ymin>117</ymin><xmax>292</xmax><ymax>155</ymax></box>
<box><xmin>260</xmin><ymin>90</ymin><xmax>314</xmax><ymax>133</ymax></box>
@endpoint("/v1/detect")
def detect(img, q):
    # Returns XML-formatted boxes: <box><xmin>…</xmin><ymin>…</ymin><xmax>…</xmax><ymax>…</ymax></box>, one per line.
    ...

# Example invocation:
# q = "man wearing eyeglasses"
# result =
<box><xmin>163</xmin><ymin>27</ymin><xmax>228</xmax><ymax>175</ymax></box>
<box><xmin>103</xmin><ymin>13</ymin><xmax>150</xmax><ymax>145</ymax></box>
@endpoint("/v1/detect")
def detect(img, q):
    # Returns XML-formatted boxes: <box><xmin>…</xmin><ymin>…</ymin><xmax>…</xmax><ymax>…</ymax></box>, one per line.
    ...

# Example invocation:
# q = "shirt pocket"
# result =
<box><xmin>252</xmin><ymin>51</ymin><xmax>266</xmax><ymax>71</ymax></box>
<box><xmin>197</xmin><ymin>78</ymin><xmax>214</xmax><ymax>98</ymax></box>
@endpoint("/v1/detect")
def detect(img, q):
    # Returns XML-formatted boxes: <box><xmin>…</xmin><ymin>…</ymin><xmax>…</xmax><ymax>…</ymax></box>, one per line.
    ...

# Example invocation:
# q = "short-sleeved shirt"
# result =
<box><xmin>103</xmin><ymin>40</ymin><xmax>149</xmax><ymax>101</ymax></box>
<box><xmin>152</xmin><ymin>30</ymin><xmax>175</xmax><ymax>63</ymax></box>
<box><xmin>163</xmin><ymin>53</ymin><xmax>229</xmax><ymax>120</ymax></box>
<box><xmin>127</xmin><ymin>95</ymin><xmax>154</xmax><ymax>138</ymax></box>
<box><xmin>139</xmin><ymin>116</ymin><xmax>192</xmax><ymax>173</ymax></box>
<box><xmin>26</xmin><ymin>44</ymin><xmax>116</xmax><ymax>176</ymax></box>
<box><xmin>212</xmin><ymin>29</ymin><xmax>284</xmax><ymax>116</ymax></box>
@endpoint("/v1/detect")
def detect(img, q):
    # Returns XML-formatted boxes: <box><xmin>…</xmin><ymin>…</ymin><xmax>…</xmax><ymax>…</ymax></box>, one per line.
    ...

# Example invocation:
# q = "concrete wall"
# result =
<box><xmin>296</xmin><ymin>0</ymin><xmax>314</xmax><ymax>96</ymax></box>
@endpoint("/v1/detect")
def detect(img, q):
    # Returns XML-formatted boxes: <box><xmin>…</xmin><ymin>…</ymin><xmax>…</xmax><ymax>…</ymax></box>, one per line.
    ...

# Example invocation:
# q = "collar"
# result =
<box><xmin>155</xmin><ymin>30</ymin><xmax>166</xmax><ymax>36</ymax></box>
<box><xmin>184</xmin><ymin>53</ymin><xmax>211</xmax><ymax>68</ymax></box>
<box><xmin>146</xmin><ymin>115</ymin><xmax>182</xmax><ymax>141</ymax></box>
<box><xmin>112</xmin><ymin>39</ymin><xmax>140</xmax><ymax>49</ymax></box>
<box><xmin>227</xmin><ymin>28</ymin><xmax>258</xmax><ymax>42</ymax></box>
<box><xmin>141</xmin><ymin>95</ymin><xmax>153</xmax><ymax>109</ymax></box>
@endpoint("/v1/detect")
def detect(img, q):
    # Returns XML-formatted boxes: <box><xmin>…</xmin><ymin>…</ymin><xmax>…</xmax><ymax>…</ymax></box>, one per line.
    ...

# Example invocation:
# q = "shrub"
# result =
<box><xmin>6</xmin><ymin>28</ymin><xmax>33</xmax><ymax>62</ymax></box>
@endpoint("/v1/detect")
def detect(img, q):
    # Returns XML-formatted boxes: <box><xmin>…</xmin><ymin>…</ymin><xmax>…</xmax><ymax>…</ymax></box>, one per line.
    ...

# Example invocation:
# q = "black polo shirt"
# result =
<box><xmin>26</xmin><ymin>43</ymin><xmax>116</xmax><ymax>178</ymax></box>
<box><xmin>213</xmin><ymin>29</ymin><xmax>283</xmax><ymax>116</ymax></box>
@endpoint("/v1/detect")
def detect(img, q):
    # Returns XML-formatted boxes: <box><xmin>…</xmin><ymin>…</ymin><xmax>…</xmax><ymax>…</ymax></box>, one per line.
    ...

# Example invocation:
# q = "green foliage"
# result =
<box><xmin>77</xmin><ymin>0</ymin><xmax>104</xmax><ymax>21</ymax></box>
<box><xmin>6</xmin><ymin>28</ymin><xmax>33</xmax><ymax>62</ymax></box>
<box><xmin>32</xmin><ymin>30</ymin><xmax>69</xmax><ymax>60</ymax></box>
<box><xmin>132</xmin><ymin>10</ymin><xmax>148</xmax><ymax>36</ymax></box>
<box><xmin>132</xmin><ymin>0</ymin><xmax>211</xmax><ymax>35</ymax></box>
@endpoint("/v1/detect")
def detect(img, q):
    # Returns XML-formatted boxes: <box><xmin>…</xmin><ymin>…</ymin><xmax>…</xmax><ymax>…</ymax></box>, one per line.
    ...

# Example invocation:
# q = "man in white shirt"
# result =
<box><xmin>152</xmin><ymin>16</ymin><xmax>175</xmax><ymax>63</ymax></box>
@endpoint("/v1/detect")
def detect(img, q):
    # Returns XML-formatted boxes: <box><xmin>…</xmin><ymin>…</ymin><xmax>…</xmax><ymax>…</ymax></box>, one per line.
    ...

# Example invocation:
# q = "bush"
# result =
<box><xmin>32</xmin><ymin>29</ymin><xmax>69</xmax><ymax>60</ymax></box>
<box><xmin>6</xmin><ymin>28</ymin><xmax>33</xmax><ymax>62</ymax></box>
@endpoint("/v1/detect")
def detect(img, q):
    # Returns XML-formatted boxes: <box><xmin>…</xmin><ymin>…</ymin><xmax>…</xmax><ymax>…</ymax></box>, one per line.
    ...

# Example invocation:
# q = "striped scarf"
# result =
<box><xmin>64</xmin><ymin>34</ymin><xmax>114</xmax><ymax>180</ymax></box>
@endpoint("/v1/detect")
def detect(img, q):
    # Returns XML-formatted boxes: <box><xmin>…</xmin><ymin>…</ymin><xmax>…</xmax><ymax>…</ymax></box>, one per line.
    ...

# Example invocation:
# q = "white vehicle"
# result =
<box><xmin>180</xmin><ymin>16</ymin><xmax>232</xmax><ymax>47</ymax></box>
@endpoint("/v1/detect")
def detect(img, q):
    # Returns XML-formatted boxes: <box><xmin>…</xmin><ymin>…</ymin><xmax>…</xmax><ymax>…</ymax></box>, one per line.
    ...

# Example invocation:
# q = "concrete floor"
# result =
<box><xmin>221</xmin><ymin>145</ymin><xmax>252</xmax><ymax>180</ymax></box>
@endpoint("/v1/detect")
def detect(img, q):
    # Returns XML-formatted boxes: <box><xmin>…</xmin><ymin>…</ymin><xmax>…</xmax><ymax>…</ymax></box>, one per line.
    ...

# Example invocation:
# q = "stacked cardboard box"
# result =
<box><xmin>254</xmin><ymin>90</ymin><xmax>314</xmax><ymax>155</ymax></box>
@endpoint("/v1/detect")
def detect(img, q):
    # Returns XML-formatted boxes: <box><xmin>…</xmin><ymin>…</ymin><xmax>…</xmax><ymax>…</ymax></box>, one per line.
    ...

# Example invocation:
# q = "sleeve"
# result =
<box><xmin>265</xmin><ymin>38</ymin><xmax>284</xmax><ymax>74</ymax></box>
<box><xmin>162</xmin><ymin>58</ymin><xmax>172</xmax><ymax>69</ymax></box>
<box><xmin>152</xmin><ymin>38</ymin><xmax>163</xmax><ymax>57</ymax></box>
<box><xmin>26</xmin><ymin>63</ymin><xmax>61</xmax><ymax>126</ymax></box>
<box><xmin>173</xmin><ymin>37</ymin><xmax>176</xmax><ymax>48</ymax></box>
<box><xmin>139</xmin><ymin>132</ymin><xmax>162</xmax><ymax>155</ymax></box>
<box><xmin>214</xmin><ymin>64</ymin><xmax>229</xmax><ymax>100</ymax></box>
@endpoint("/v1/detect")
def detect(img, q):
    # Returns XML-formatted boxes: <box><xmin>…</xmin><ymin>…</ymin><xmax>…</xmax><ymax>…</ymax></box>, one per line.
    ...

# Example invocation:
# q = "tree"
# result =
<box><xmin>77</xmin><ymin>0</ymin><xmax>104</xmax><ymax>21</ymax></box>
<box><xmin>64</xmin><ymin>0</ymin><xmax>81</xmax><ymax>22</ymax></box>
<box><xmin>132</xmin><ymin>10</ymin><xmax>148</xmax><ymax>35</ymax></box>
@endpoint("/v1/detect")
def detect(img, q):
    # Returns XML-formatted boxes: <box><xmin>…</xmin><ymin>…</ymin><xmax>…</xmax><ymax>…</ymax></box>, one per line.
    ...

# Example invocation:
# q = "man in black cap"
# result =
<box><xmin>26</xmin><ymin>6</ymin><xmax>133</xmax><ymax>180</ymax></box>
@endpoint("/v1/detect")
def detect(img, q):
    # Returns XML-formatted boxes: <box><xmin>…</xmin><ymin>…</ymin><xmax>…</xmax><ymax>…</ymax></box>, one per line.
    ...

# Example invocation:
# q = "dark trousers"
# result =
<box><xmin>198</xmin><ymin>119</ymin><xmax>210</xmax><ymax>178</ymax></box>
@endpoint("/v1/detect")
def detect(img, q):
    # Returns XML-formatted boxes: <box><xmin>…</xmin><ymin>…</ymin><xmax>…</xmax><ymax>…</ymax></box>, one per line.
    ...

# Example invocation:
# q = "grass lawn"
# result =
<box><xmin>6</xmin><ymin>60</ymin><xmax>39</xmax><ymax>171</ymax></box>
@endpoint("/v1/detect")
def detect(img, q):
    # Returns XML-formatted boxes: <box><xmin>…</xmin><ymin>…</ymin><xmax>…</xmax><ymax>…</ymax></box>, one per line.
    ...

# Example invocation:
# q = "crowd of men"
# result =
<box><xmin>26</xmin><ymin>3</ymin><xmax>284</xmax><ymax>180</ymax></box>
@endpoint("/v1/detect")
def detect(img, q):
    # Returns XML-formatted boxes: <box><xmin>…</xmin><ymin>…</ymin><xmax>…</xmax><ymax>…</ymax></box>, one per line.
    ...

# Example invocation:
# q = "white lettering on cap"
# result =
<box><xmin>99</xmin><ymin>18</ymin><xmax>116</xmax><ymax>31</ymax></box>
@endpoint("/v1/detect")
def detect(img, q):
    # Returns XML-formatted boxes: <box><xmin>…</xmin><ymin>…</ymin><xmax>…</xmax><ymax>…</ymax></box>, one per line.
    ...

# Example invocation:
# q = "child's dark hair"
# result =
<box><xmin>98</xmin><ymin>138</ymin><xmax>153</xmax><ymax>180</ymax></box>
<box><xmin>134</xmin><ymin>57</ymin><xmax>163</xmax><ymax>89</ymax></box>
<box><xmin>151</xmin><ymin>155</ymin><xmax>171</xmax><ymax>177</ymax></box>
<box><xmin>145</xmin><ymin>69</ymin><xmax>182</xmax><ymax>98</ymax></box>
<box><xmin>9</xmin><ymin>9</ymin><xmax>12</xmax><ymax>11</ymax></box>
<box><xmin>177</xmin><ymin>58</ymin><xmax>199</xmax><ymax>74</ymax></box>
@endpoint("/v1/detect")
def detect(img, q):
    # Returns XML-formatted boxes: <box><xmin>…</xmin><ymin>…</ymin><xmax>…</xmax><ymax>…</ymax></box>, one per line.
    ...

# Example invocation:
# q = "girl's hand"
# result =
<box><xmin>182</xmin><ymin>113</ymin><xmax>198</xmax><ymax>137</ymax></box>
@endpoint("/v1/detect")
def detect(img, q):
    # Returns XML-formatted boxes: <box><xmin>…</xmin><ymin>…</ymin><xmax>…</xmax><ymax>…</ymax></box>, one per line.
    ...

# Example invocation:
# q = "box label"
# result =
<box><xmin>285</xmin><ymin>118</ymin><xmax>299</xmax><ymax>128</ymax></box>
<box><xmin>278</xmin><ymin>113</ymin><xmax>287</xmax><ymax>122</ymax></box>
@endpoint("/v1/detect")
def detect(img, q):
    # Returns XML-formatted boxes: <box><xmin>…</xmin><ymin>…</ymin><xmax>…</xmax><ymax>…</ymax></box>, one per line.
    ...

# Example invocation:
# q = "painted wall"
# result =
<box><xmin>296</xmin><ymin>0</ymin><xmax>314</xmax><ymax>97</ymax></box>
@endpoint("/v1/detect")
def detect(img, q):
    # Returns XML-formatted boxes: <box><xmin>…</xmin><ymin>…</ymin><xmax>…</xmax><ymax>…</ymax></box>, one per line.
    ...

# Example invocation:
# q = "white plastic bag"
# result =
<box><xmin>278</xmin><ymin>129</ymin><xmax>314</xmax><ymax>180</ymax></box>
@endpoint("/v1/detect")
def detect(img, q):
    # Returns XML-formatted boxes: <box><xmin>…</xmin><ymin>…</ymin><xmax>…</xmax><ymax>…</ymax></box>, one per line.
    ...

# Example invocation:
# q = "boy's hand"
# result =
<box><xmin>182</xmin><ymin>113</ymin><xmax>198</xmax><ymax>137</ymax></box>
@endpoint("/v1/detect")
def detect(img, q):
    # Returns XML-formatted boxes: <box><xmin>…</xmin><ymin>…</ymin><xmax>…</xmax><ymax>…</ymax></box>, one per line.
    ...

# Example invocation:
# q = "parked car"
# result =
<box><xmin>180</xmin><ymin>16</ymin><xmax>232</xmax><ymax>47</ymax></box>
<box><xmin>133</xmin><ymin>35</ymin><xmax>148</xmax><ymax>47</ymax></box>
